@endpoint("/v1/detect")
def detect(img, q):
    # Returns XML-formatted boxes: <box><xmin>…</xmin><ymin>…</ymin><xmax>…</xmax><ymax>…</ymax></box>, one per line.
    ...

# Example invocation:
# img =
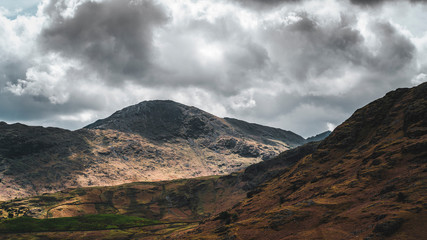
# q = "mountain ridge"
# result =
<box><xmin>0</xmin><ymin>100</ymin><xmax>307</xmax><ymax>201</ymax></box>
<box><xmin>84</xmin><ymin>100</ymin><xmax>306</xmax><ymax>147</ymax></box>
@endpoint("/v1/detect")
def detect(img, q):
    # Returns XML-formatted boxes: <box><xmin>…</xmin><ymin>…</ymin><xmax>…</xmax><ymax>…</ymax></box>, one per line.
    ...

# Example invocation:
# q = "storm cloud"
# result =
<box><xmin>232</xmin><ymin>0</ymin><xmax>426</xmax><ymax>9</ymax></box>
<box><xmin>40</xmin><ymin>0</ymin><xmax>168</xmax><ymax>84</ymax></box>
<box><xmin>0</xmin><ymin>0</ymin><xmax>426</xmax><ymax>137</ymax></box>
<box><xmin>350</xmin><ymin>0</ymin><xmax>427</xmax><ymax>6</ymax></box>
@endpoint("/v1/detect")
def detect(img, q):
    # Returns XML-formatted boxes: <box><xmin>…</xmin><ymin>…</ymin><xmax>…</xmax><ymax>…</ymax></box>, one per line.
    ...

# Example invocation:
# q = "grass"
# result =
<box><xmin>0</xmin><ymin>214</ymin><xmax>160</xmax><ymax>233</ymax></box>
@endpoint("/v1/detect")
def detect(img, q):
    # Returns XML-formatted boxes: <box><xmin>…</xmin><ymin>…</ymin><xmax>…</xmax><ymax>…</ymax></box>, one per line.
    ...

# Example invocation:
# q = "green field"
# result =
<box><xmin>0</xmin><ymin>214</ymin><xmax>160</xmax><ymax>233</ymax></box>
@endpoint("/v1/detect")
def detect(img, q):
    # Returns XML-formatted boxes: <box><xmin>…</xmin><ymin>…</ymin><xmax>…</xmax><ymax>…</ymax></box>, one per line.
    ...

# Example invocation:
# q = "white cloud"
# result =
<box><xmin>411</xmin><ymin>73</ymin><xmax>427</xmax><ymax>85</ymax></box>
<box><xmin>229</xmin><ymin>90</ymin><xmax>257</xmax><ymax>110</ymax></box>
<box><xmin>327</xmin><ymin>122</ymin><xmax>336</xmax><ymax>132</ymax></box>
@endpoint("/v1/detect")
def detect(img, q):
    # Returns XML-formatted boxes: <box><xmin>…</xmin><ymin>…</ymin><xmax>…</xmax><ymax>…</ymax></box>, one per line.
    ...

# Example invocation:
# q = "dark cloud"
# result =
<box><xmin>221</xmin><ymin>11</ymin><xmax>417</xmax><ymax>136</ymax></box>
<box><xmin>40</xmin><ymin>0</ymin><xmax>168</xmax><ymax>84</ymax></box>
<box><xmin>350</xmin><ymin>0</ymin><xmax>427</xmax><ymax>6</ymax></box>
<box><xmin>350</xmin><ymin>0</ymin><xmax>388</xmax><ymax>5</ymax></box>
<box><xmin>368</xmin><ymin>22</ymin><xmax>415</xmax><ymax>72</ymax></box>
<box><xmin>0</xmin><ymin>0</ymin><xmax>425</xmax><ymax>137</ymax></box>
<box><xmin>232</xmin><ymin>0</ymin><xmax>426</xmax><ymax>9</ymax></box>
<box><xmin>261</xmin><ymin>13</ymin><xmax>365</xmax><ymax>82</ymax></box>
<box><xmin>232</xmin><ymin>0</ymin><xmax>300</xmax><ymax>9</ymax></box>
<box><xmin>267</xmin><ymin>12</ymin><xmax>414</xmax><ymax>80</ymax></box>
<box><xmin>0</xmin><ymin>60</ymin><xmax>29</xmax><ymax>85</ymax></box>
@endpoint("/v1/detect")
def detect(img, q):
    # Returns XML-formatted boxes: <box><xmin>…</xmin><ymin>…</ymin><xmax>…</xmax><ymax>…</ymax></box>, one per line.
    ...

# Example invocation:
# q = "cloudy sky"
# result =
<box><xmin>0</xmin><ymin>0</ymin><xmax>426</xmax><ymax>137</ymax></box>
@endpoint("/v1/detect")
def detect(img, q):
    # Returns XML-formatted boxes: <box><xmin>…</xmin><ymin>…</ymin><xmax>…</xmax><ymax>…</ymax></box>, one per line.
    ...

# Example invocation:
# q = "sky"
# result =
<box><xmin>0</xmin><ymin>0</ymin><xmax>426</xmax><ymax>138</ymax></box>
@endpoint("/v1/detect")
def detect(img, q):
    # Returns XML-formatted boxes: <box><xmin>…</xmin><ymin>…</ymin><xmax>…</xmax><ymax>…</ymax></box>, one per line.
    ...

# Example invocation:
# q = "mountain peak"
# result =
<box><xmin>85</xmin><ymin>100</ymin><xmax>305</xmax><ymax>146</ymax></box>
<box><xmin>84</xmin><ymin>100</ymin><xmax>223</xmax><ymax>140</ymax></box>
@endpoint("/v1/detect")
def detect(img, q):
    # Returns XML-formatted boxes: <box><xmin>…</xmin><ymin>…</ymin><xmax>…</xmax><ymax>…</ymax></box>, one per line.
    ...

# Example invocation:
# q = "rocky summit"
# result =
<box><xmin>0</xmin><ymin>100</ymin><xmax>306</xmax><ymax>201</ymax></box>
<box><xmin>85</xmin><ymin>100</ymin><xmax>305</xmax><ymax>146</ymax></box>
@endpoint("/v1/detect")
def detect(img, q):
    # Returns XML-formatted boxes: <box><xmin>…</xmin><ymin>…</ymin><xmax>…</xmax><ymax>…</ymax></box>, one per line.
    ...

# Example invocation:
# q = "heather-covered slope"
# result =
<box><xmin>0</xmin><ymin>101</ymin><xmax>304</xmax><ymax>201</ymax></box>
<box><xmin>174</xmin><ymin>83</ymin><xmax>427</xmax><ymax>239</ymax></box>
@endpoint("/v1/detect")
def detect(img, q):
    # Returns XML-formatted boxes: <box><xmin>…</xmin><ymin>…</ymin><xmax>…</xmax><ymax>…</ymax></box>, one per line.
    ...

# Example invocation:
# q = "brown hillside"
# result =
<box><xmin>174</xmin><ymin>83</ymin><xmax>427</xmax><ymax>239</ymax></box>
<box><xmin>0</xmin><ymin>142</ymin><xmax>318</xmax><ymax>220</ymax></box>
<box><xmin>0</xmin><ymin>138</ymin><xmax>317</xmax><ymax>239</ymax></box>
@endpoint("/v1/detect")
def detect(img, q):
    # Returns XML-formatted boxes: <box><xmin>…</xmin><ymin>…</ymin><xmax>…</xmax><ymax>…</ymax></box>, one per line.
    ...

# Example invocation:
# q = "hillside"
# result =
<box><xmin>0</xmin><ymin>100</ymin><xmax>305</xmax><ymax>201</ymax></box>
<box><xmin>305</xmin><ymin>131</ymin><xmax>331</xmax><ymax>143</ymax></box>
<box><xmin>1</xmin><ymin>83</ymin><xmax>425</xmax><ymax>239</ymax></box>
<box><xmin>0</xmin><ymin>145</ymin><xmax>318</xmax><ymax>239</ymax></box>
<box><xmin>171</xmin><ymin>82</ymin><xmax>427</xmax><ymax>239</ymax></box>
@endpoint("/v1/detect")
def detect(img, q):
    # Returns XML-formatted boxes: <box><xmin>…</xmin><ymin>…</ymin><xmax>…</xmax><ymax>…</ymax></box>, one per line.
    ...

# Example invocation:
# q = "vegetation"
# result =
<box><xmin>0</xmin><ymin>214</ymin><xmax>159</xmax><ymax>233</ymax></box>
<box><xmin>215</xmin><ymin>211</ymin><xmax>238</xmax><ymax>224</ymax></box>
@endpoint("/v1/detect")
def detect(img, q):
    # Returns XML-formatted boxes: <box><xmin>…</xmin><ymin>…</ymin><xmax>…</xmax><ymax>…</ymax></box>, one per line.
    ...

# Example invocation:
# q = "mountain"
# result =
<box><xmin>85</xmin><ymin>100</ymin><xmax>304</xmax><ymax>147</ymax></box>
<box><xmin>176</xmin><ymin>82</ymin><xmax>427</xmax><ymax>239</ymax></box>
<box><xmin>0</xmin><ymin>100</ymin><xmax>304</xmax><ymax>201</ymax></box>
<box><xmin>305</xmin><ymin>130</ymin><xmax>331</xmax><ymax>143</ymax></box>
<box><xmin>1</xmin><ymin>83</ymin><xmax>425</xmax><ymax>239</ymax></box>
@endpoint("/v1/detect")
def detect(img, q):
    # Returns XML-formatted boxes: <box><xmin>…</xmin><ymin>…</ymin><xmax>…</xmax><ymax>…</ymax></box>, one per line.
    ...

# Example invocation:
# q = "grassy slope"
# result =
<box><xmin>0</xmin><ymin>175</ymin><xmax>245</xmax><ymax>239</ymax></box>
<box><xmin>0</xmin><ymin>214</ymin><xmax>159</xmax><ymax>233</ymax></box>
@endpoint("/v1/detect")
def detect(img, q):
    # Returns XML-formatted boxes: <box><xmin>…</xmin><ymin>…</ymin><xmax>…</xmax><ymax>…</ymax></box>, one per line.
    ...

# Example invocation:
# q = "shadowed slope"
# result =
<box><xmin>175</xmin><ymin>82</ymin><xmax>427</xmax><ymax>239</ymax></box>
<box><xmin>305</xmin><ymin>131</ymin><xmax>331</xmax><ymax>143</ymax></box>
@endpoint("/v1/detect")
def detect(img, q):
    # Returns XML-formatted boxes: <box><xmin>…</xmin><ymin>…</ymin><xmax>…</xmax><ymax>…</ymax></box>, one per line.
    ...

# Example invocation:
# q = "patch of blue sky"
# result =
<box><xmin>0</xmin><ymin>0</ymin><xmax>40</xmax><ymax>19</ymax></box>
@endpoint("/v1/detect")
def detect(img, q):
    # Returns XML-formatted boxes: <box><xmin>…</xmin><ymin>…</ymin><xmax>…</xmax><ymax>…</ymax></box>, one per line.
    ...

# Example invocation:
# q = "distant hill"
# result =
<box><xmin>85</xmin><ymin>100</ymin><xmax>305</xmax><ymax>147</ymax></box>
<box><xmin>305</xmin><ymin>130</ymin><xmax>331</xmax><ymax>143</ymax></box>
<box><xmin>0</xmin><ymin>100</ymin><xmax>304</xmax><ymax>201</ymax></box>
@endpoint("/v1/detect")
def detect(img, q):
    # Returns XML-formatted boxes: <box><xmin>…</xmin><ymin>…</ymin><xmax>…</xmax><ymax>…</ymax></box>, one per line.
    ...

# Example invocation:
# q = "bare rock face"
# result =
<box><xmin>0</xmin><ymin>100</ymin><xmax>304</xmax><ymax>201</ymax></box>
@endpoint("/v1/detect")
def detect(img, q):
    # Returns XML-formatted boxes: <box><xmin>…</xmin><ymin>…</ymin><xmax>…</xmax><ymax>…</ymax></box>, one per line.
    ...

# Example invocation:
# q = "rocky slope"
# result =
<box><xmin>0</xmin><ymin>101</ymin><xmax>305</xmax><ymax>201</ymax></box>
<box><xmin>172</xmin><ymin>82</ymin><xmax>427</xmax><ymax>239</ymax></box>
